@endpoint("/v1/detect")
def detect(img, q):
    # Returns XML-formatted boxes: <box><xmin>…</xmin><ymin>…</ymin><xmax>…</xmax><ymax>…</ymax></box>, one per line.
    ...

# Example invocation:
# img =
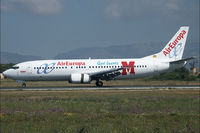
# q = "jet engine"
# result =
<box><xmin>69</xmin><ymin>73</ymin><xmax>91</xmax><ymax>83</ymax></box>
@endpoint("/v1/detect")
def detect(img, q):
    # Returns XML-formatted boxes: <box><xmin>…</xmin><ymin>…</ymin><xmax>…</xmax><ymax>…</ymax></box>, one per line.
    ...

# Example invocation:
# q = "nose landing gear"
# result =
<box><xmin>16</xmin><ymin>80</ymin><xmax>27</xmax><ymax>88</ymax></box>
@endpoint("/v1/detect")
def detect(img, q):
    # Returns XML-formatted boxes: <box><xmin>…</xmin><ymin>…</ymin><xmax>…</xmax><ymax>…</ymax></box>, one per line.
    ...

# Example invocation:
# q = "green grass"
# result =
<box><xmin>1</xmin><ymin>78</ymin><xmax>200</xmax><ymax>88</ymax></box>
<box><xmin>0</xmin><ymin>90</ymin><xmax>199</xmax><ymax>133</ymax></box>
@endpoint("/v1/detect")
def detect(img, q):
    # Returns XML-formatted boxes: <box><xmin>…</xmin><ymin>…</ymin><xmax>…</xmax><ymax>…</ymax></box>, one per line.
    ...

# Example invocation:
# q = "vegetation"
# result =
<box><xmin>0</xmin><ymin>64</ymin><xmax>15</xmax><ymax>73</ymax></box>
<box><xmin>1</xmin><ymin>78</ymin><xmax>199</xmax><ymax>88</ymax></box>
<box><xmin>0</xmin><ymin>90</ymin><xmax>199</xmax><ymax>133</ymax></box>
<box><xmin>151</xmin><ymin>67</ymin><xmax>198</xmax><ymax>81</ymax></box>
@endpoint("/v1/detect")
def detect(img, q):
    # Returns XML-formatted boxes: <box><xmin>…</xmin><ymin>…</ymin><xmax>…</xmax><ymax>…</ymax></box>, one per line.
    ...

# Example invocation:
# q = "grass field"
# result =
<box><xmin>0</xmin><ymin>89</ymin><xmax>199</xmax><ymax>133</ymax></box>
<box><xmin>1</xmin><ymin>78</ymin><xmax>200</xmax><ymax>88</ymax></box>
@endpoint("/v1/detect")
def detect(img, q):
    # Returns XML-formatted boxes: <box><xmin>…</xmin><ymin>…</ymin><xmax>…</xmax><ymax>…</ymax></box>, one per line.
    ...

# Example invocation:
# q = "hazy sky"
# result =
<box><xmin>1</xmin><ymin>0</ymin><xmax>199</xmax><ymax>58</ymax></box>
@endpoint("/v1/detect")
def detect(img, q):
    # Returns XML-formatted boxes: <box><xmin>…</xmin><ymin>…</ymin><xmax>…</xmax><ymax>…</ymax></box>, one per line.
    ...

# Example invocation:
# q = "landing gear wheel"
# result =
<box><xmin>96</xmin><ymin>81</ymin><xmax>103</xmax><ymax>87</ymax></box>
<box><xmin>22</xmin><ymin>83</ymin><xmax>26</xmax><ymax>88</ymax></box>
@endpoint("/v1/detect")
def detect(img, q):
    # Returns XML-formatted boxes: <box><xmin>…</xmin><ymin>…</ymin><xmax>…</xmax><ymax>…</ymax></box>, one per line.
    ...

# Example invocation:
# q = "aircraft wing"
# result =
<box><xmin>90</xmin><ymin>68</ymin><xmax>123</xmax><ymax>81</ymax></box>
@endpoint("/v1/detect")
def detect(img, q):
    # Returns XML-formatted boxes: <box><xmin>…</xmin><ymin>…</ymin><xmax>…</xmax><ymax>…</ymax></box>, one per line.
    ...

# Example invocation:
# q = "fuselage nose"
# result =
<box><xmin>3</xmin><ymin>69</ymin><xmax>17</xmax><ymax>79</ymax></box>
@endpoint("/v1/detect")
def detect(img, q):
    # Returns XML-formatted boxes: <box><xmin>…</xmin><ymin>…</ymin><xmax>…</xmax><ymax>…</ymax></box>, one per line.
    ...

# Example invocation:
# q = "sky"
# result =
<box><xmin>1</xmin><ymin>0</ymin><xmax>199</xmax><ymax>58</ymax></box>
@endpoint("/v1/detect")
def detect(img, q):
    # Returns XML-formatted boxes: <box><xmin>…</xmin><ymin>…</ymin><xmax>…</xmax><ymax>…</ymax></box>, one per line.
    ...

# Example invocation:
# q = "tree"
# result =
<box><xmin>0</xmin><ymin>64</ymin><xmax>15</xmax><ymax>73</ymax></box>
<box><xmin>151</xmin><ymin>67</ymin><xmax>197</xmax><ymax>81</ymax></box>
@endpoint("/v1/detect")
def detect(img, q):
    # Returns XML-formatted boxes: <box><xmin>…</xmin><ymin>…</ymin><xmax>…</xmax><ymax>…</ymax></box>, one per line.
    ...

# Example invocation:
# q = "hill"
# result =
<box><xmin>54</xmin><ymin>41</ymin><xmax>199</xmax><ymax>59</ymax></box>
<box><xmin>1</xmin><ymin>52</ymin><xmax>43</xmax><ymax>64</ymax></box>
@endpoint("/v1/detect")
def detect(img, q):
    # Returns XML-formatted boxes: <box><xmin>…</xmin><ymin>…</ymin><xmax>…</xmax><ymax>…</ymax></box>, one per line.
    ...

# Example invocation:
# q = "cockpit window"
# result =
<box><xmin>11</xmin><ymin>66</ymin><xmax>19</xmax><ymax>69</ymax></box>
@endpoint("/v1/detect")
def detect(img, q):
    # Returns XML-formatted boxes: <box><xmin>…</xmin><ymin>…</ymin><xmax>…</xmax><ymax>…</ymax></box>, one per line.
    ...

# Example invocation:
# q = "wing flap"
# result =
<box><xmin>90</xmin><ymin>68</ymin><xmax>123</xmax><ymax>80</ymax></box>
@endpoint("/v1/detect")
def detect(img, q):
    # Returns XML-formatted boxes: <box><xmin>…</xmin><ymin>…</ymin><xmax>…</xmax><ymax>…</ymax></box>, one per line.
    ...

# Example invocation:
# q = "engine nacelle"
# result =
<box><xmin>69</xmin><ymin>74</ymin><xmax>91</xmax><ymax>84</ymax></box>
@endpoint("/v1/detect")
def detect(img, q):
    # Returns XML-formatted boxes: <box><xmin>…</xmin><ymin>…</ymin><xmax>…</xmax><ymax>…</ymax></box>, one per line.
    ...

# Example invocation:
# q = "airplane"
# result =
<box><xmin>3</xmin><ymin>26</ymin><xmax>195</xmax><ymax>87</ymax></box>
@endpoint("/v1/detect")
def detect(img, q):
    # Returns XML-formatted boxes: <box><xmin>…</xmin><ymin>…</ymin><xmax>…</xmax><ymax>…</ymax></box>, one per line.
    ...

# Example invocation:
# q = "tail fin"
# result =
<box><xmin>144</xmin><ymin>26</ymin><xmax>189</xmax><ymax>61</ymax></box>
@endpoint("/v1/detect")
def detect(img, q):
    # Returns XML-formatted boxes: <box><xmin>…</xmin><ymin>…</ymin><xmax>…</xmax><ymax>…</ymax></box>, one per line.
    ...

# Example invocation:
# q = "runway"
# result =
<box><xmin>0</xmin><ymin>85</ymin><xmax>199</xmax><ymax>90</ymax></box>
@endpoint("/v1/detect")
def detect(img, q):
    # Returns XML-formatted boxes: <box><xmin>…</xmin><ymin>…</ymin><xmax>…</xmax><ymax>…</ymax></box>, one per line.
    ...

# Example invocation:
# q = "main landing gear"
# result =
<box><xmin>22</xmin><ymin>82</ymin><xmax>26</xmax><ymax>88</ymax></box>
<box><xmin>96</xmin><ymin>80</ymin><xmax>103</xmax><ymax>87</ymax></box>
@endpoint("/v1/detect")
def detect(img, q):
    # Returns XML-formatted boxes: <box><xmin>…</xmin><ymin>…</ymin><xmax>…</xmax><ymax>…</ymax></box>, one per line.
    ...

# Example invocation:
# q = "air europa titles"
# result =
<box><xmin>57</xmin><ymin>61</ymin><xmax>85</xmax><ymax>66</ymax></box>
<box><xmin>163</xmin><ymin>30</ymin><xmax>186</xmax><ymax>56</ymax></box>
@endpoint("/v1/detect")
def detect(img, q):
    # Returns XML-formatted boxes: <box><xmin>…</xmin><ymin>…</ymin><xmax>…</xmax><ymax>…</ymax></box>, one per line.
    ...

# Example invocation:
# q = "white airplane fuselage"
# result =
<box><xmin>3</xmin><ymin>58</ymin><xmax>184</xmax><ymax>81</ymax></box>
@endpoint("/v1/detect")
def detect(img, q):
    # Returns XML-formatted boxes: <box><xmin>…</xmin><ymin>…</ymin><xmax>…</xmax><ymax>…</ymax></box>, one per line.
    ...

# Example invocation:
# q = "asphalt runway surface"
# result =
<box><xmin>1</xmin><ymin>85</ymin><xmax>199</xmax><ymax>90</ymax></box>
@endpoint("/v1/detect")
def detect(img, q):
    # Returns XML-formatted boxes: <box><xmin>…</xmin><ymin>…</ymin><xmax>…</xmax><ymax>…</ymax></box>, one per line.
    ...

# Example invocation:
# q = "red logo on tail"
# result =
<box><xmin>163</xmin><ymin>30</ymin><xmax>186</xmax><ymax>56</ymax></box>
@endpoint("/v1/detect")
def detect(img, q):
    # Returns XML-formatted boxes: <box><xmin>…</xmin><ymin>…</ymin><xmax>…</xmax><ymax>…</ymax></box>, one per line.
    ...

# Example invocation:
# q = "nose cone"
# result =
<box><xmin>3</xmin><ymin>70</ymin><xmax>10</xmax><ymax>78</ymax></box>
<box><xmin>3</xmin><ymin>69</ymin><xmax>16</xmax><ymax>79</ymax></box>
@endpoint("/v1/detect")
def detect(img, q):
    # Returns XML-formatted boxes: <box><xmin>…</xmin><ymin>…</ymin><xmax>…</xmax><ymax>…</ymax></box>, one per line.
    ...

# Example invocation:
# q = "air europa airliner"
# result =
<box><xmin>3</xmin><ymin>26</ymin><xmax>194</xmax><ymax>87</ymax></box>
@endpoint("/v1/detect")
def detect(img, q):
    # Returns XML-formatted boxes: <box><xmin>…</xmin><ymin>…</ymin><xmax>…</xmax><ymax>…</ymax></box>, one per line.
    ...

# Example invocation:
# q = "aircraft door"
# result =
<box><xmin>18</xmin><ymin>64</ymin><xmax>32</xmax><ymax>79</ymax></box>
<box><xmin>26</xmin><ymin>65</ymin><xmax>32</xmax><ymax>74</ymax></box>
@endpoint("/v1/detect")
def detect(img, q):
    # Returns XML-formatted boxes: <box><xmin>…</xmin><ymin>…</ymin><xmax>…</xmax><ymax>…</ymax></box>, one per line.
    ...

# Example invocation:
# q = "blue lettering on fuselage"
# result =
<box><xmin>97</xmin><ymin>61</ymin><xmax>105</xmax><ymax>65</ymax></box>
<box><xmin>106</xmin><ymin>61</ymin><xmax>118</xmax><ymax>65</ymax></box>
<box><xmin>97</xmin><ymin>61</ymin><xmax>119</xmax><ymax>65</ymax></box>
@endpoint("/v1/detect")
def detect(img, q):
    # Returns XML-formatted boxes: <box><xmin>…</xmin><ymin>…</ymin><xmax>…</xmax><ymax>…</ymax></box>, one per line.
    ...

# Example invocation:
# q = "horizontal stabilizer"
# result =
<box><xmin>170</xmin><ymin>57</ymin><xmax>196</xmax><ymax>64</ymax></box>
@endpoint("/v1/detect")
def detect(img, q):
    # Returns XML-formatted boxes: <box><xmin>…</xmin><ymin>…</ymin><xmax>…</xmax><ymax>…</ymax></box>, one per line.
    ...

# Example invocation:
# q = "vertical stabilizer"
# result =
<box><xmin>157</xmin><ymin>26</ymin><xmax>189</xmax><ymax>61</ymax></box>
<box><xmin>143</xmin><ymin>26</ymin><xmax>189</xmax><ymax>61</ymax></box>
